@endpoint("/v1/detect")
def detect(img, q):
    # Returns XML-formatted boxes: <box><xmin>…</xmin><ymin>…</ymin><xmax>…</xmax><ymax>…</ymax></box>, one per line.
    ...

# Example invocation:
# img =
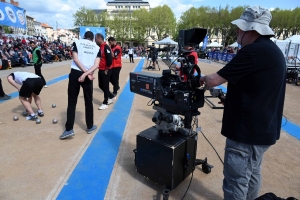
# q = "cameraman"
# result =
<box><xmin>199</xmin><ymin>6</ymin><xmax>286</xmax><ymax>200</ymax></box>
<box><xmin>146</xmin><ymin>43</ymin><xmax>158</xmax><ymax>70</ymax></box>
<box><xmin>150</xmin><ymin>43</ymin><xmax>158</xmax><ymax>69</ymax></box>
<box><xmin>176</xmin><ymin>45</ymin><xmax>198</xmax><ymax>82</ymax></box>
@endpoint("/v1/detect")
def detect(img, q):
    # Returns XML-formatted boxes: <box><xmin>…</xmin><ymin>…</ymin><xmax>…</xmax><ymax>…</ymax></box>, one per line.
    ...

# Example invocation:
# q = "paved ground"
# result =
<box><xmin>0</xmin><ymin>58</ymin><xmax>299</xmax><ymax>200</ymax></box>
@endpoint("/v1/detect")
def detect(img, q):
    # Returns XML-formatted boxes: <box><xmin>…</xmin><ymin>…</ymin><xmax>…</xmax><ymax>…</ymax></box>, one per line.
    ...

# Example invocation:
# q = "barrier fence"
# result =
<box><xmin>208</xmin><ymin>52</ymin><xmax>236</xmax><ymax>62</ymax></box>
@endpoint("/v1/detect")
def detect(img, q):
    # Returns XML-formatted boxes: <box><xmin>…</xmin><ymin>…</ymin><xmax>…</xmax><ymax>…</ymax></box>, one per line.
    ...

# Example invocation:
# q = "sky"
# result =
<box><xmin>19</xmin><ymin>0</ymin><xmax>300</xmax><ymax>30</ymax></box>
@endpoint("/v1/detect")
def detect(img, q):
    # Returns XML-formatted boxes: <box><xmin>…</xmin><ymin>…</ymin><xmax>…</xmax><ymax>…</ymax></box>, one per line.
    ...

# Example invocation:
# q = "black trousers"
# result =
<box><xmin>129</xmin><ymin>54</ymin><xmax>134</xmax><ymax>63</ymax></box>
<box><xmin>98</xmin><ymin>69</ymin><xmax>114</xmax><ymax>104</ymax></box>
<box><xmin>65</xmin><ymin>69</ymin><xmax>94</xmax><ymax>131</ymax></box>
<box><xmin>0</xmin><ymin>78</ymin><xmax>5</xmax><ymax>96</ymax></box>
<box><xmin>34</xmin><ymin>63</ymin><xmax>46</xmax><ymax>85</ymax></box>
<box><xmin>110</xmin><ymin>67</ymin><xmax>121</xmax><ymax>94</ymax></box>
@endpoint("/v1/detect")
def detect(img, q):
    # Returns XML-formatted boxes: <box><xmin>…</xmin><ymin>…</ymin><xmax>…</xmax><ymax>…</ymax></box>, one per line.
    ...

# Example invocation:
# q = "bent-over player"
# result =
<box><xmin>7</xmin><ymin>71</ymin><xmax>44</xmax><ymax>121</ymax></box>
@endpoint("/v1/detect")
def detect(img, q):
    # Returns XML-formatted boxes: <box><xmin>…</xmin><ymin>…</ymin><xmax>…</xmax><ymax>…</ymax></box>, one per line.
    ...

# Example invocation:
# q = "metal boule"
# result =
<box><xmin>13</xmin><ymin>116</ymin><xmax>19</xmax><ymax>121</ymax></box>
<box><xmin>36</xmin><ymin>119</ymin><xmax>41</xmax><ymax>124</ymax></box>
<box><xmin>52</xmin><ymin>104</ymin><xmax>56</xmax><ymax>108</ymax></box>
<box><xmin>22</xmin><ymin>111</ymin><xmax>28</xmax><ymax>116</ymax></box>
<box><xmin>52</xmin><ymin>119</ymin><xmax>58</xmax><ymax>124</ymax></box>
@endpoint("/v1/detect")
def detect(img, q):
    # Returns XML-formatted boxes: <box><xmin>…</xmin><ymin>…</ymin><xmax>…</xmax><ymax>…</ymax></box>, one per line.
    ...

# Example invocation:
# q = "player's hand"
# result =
<box><xmin>88</xmin><ymin>74</ymin><xmax>95</xmax><ymax>80</ymax></box>
<box><xmin>78</xmin><ymin>74</ymin><xmax>87</xmax><ymax>82</ymax></box>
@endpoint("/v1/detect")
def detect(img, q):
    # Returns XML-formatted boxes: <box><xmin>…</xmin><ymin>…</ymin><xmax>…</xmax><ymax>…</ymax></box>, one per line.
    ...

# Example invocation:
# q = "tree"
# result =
<box><xmin>150</xmin><ymin>5</ymin><xmax>176</xmax><ymax>40</ymax></box>
<box><xmin>131</xmin><ymin>8</ymin><xmax>151</xmax><ymax>44</ymax></box>
<box><xmin>73</xmin><ymin>6</ymin><xmax>108</xmax><ymax>27</ymax></box>
<box><xmin>109</xmin><ymin>10</ymin><xmax>131</xmax><ymax>44</ymax></box>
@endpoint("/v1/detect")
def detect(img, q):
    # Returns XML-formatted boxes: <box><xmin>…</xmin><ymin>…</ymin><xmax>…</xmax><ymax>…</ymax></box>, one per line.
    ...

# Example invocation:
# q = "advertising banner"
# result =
<box><xmin>79</xmin><ymin>26</ymin><xmax>106</xmax><ymax>41</ymax></box>
<box><xmin>0</xmin><ymin>2</ymin><xmax>26</xmax><ymax>29</ymax></box>
<box><xmin>201</xmin><ymin>35</ymin><xmax>208</xmax><ymax>50</ymax></box>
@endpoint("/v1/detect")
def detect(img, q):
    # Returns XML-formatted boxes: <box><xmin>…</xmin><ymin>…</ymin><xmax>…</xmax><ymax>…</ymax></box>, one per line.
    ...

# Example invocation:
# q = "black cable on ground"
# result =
<box><xmin>181</xmin><ymin>171</ymin><xmax>194</xmax><ymax>200</ymax></box>
<box><xmin>282</xmin><ymin>114</ymin><xmax>288</xmax><ymax>127</ymax></box>
<box><xmin>200</xmin><ymin>130</ymin><xmax>224</xmax><ymax>165</ymax></box>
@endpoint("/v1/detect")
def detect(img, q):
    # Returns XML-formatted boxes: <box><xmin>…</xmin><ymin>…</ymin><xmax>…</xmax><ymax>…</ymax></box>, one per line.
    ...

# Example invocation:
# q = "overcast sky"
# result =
<box><xmin>20</xmin><ymin>0</ymin><xmax>299</xmax><ymax>29</ymax></box>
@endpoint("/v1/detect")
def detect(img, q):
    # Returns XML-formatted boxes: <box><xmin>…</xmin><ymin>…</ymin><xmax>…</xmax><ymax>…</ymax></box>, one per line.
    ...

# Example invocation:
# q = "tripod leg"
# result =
<box><xmin>156</xmin><ymin>60</ymin><xmax>160</xmax><ymax>71</ymax></box>
<box><xmin>144</xmin><ymin>59</ymin><xmax>149</xmax><ymax>69</ymax></box>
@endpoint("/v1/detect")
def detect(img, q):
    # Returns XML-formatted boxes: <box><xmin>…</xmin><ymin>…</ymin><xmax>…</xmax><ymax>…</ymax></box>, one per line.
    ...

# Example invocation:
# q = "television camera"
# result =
<box><xmin>131</xmin><ymin>28</ymin><xmax>207</xmax><ymax>134</ymax></box>
<box><xmin>130</xmin><ymin>28</ymin><xmax>213</xmax><ymax>198</ymax></box>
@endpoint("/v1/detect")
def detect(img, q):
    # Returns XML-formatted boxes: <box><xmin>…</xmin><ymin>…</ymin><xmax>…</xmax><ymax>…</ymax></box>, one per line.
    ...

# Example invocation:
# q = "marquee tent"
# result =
<box><xmin>229</xmin><ymin>42</ymin><xmax>238</xmax><ymax>47</ymax></box>
<box><xmin>207</xmin><ymin>42</ymin><xmax>222</xmax><ymax>47</ymax></box>
<box><xmin>154</xmin><ymin>37</ymin><xmax>178</xmax><ymax>45</ymax></box>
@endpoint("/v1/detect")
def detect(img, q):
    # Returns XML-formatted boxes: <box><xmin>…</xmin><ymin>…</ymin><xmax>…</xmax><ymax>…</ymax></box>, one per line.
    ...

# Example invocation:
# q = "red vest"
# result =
<box><xmin>112</xmin><ymin>45</ymin><xmax>122</xmax><ymax>68</ymax></box>
<box><xmin>99</xmin><ymin>42</ymin><xmax>112</xmax><ymax>70</ymax></box>
<box><xmin>180</xmin><ymin>51</ymin><xmax>198</xmax><ymax>82</ymax></box>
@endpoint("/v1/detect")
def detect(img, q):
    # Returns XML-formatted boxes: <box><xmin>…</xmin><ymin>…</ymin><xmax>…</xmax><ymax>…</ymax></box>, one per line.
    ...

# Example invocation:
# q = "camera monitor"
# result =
<box><xmin>179</xmin><ymin>28</ymin><xmax>207</xmax><ymax>47</ymax></box>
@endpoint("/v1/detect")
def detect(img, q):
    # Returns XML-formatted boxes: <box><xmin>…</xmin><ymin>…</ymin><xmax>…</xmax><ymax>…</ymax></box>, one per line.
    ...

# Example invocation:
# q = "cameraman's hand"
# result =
<box><xmin>175</xmin><ymin>64</ymin><xmax>181</xmax><ymax>71</ymax></box>
<box><xmin>218</xmin><ymin>95</ymin><xmax>226</xmax><ymax>105</ymax></box>
<box><xmin>200</xmin><ymin>76</ymin><xmax>206</xmax><ymax>86</ymax></box>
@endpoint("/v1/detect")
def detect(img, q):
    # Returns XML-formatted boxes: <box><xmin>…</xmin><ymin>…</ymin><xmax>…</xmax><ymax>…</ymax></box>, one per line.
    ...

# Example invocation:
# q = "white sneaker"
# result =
<box><xmin>98</xmin><ymin>104</ymin><xmax>108</xmax><ymax>110</ymax></box>
<box><xmin>107</xmin><ymin>97</ymin><xmax>116</xmax><ymax>105</ymax></box>
<box><xmin>44</xmin><ymin>85</ymin><xmax>48</xmax><ymax>88</ymax></box>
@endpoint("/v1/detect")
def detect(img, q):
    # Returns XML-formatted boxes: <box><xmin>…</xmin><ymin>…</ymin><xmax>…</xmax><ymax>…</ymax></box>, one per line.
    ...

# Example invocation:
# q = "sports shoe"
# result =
<box><xmin>108</xmin><ymin>97</ymin><xmax>116</xmax><ymax>105</ymax></box>
<box><xmin>59</xmin><ymin>129</ymin><xmax>75</xmax><ymax>140</ymax></box>
<box><xmin>87</xmin><ymin>125</ymin><xmax>97</xmax><ymax>134</ymax></box>
<box><xmin>26</xmin><ymin>115</ymin><xmax>38</xmax><ymax>121</ymax></box>
<box><xmin>37</xmin><ymin>111</ymin><xmax>44</xmax><ymax>117</ymax></box>
<box><xmin>44</xmin><ymin>85</ymin><xmax>48</xmax><ymax>88</ymax></box>
<box><xmin>98</xmin><ymin>104</ymin><xmax>108</xmax><ymax>110</ymax></box>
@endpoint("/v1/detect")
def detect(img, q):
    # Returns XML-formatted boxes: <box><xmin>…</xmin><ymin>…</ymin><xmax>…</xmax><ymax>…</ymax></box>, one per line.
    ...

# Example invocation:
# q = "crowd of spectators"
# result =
<box><xmin>0</xmin><ymin>35</ymin><xmax>73</xmax><ymax>70</ymax></box>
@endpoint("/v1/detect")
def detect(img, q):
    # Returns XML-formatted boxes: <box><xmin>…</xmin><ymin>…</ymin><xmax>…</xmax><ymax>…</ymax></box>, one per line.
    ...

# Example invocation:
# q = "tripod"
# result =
<box><xmin>144</xmin><ymin>57</ymin><xmax>160</xmax><ymax>71</ymax></box>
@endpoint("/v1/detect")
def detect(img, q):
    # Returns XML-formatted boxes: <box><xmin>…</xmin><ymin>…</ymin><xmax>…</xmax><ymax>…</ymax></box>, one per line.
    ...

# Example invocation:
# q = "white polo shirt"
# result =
<box><xmin>13</xmin><ymin>72</ymin><xmax>40</xmax><ymax>85</ymax></box>
<box><xmin>71</xmin><ymin>39</ymin><xmax>101</xmax><ymax>71</ymax></box>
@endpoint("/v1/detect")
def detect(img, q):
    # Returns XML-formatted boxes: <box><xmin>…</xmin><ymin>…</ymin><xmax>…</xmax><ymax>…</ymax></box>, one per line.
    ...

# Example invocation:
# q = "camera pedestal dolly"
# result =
<box><xmin>144</xmin><ymin>58</ymin><xmax>160</xmax><ymax>71</ymax></box>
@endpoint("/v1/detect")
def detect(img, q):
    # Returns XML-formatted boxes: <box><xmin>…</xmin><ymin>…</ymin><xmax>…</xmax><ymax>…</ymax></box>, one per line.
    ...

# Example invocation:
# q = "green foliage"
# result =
<box><xmin>149</xmin><ymin>5</ymin><xmax>176</xmax><ymax>40</ymax></box>
<box><xmin>72</xmin><ymin>5</ymin><xmax>300</xmax><ymax>46</ymax></box>
<box><xmin>73</xmin><ymin>6</ymin><xmax>109</xmax><ymax>27</ymax></box>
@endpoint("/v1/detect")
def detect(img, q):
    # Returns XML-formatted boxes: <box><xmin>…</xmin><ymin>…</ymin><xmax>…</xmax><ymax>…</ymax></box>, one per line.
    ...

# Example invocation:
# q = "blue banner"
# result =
<box><xmin>208</xmin><ymin>52</ymin><xmax>236</xmax><ymax>62</ymax></box>
<box><xmin>0</xmin><ymin>2</ymin><xmax>26</xmax><ymax>29</ymax></box>
<box><xmin>202</xmin><ymin>35</ymin><xmax>208</xmax><ymax>50</ymax></box>
<box><xmin>79</xmin><ymin>26</ymin><xmax>106</xmax><ymax>41</ymax></box>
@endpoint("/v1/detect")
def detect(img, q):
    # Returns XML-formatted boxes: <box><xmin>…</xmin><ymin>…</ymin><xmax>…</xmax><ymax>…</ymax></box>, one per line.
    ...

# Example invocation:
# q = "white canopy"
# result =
<box><xmin>207</xmin><ymin>42</ymin><xmax>223</xmax><ymax>47</ymax></box>
<box><xmin>284</xmin><ymin>35</ymin><xmax>300</xmax><ymax>42</ymax></box>
<box><xmin>229</xmin><ymin>42</ymin><xmax>238</xmax><ymax>47</ymax></box>
<box><xmin>155</xmin><ymin>37</ymin><xmax>177</xmax><ymax>45</ymax></box>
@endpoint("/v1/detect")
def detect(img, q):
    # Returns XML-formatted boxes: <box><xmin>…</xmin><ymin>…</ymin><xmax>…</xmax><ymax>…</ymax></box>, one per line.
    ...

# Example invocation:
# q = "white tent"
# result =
<box><xmin>284</xmin><ymin>35</ymin><xmax>300</xmax><ymax>43</ymax></box>
<box><xmin>229</xmin><ymin>42</ymin><xmax>238</xmax><ymax>47</ymax></box>
<box><xmin>154</xmin><ymin>37</ymin><xmax>177</xmax><ymax>45</ymax></box>
<box><xmin>207</xmin><ymin>42</ymin><xmax>222</xmax><ymax>47</ymax></box>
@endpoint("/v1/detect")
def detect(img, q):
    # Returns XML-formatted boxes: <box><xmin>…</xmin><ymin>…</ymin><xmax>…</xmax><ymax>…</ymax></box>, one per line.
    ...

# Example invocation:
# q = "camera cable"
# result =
<box><xmin>200</xmin><ymin>130</ymin><xmax>224</xmax><ymax>165</ymax></box>
<box><xmin>281</xmin><ymin>114</ymin><xmax>288</xmax><ymax>127</ymax></box>
<box><xmin>180</xmin><ymin>170</ymin><xmax>194</xmax><ymax>200</ymax></box>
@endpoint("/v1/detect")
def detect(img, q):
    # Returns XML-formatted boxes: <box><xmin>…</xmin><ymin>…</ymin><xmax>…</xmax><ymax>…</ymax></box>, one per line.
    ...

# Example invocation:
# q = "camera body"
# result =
<box><xmin>130</xmin><ymin>28</ymin><xmax>207</xmax><ymax>117</ymax></box>
<box><xmin>130</xmin><ymin>69</ymin><xmax>204</xmax><ymax>116</ymax></box>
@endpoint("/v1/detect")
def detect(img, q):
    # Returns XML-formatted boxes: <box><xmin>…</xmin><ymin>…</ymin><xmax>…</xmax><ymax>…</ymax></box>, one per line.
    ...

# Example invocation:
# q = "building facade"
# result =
<box><xmin>52</xmin><ymin>28</ymin><xmax>78</xmax><ymax>45</ymax></box>
<box><xmin>26</xmin><ymin>15</ymin><xmax>35</xmax><ymax>36</ymax></box>
<box><xmin>106</xmin><ymin>0</ymin><xmax>150</xmax><ymax>13</ymax></box>
<box><xmin>34</xmin><ymin>20</ymin><xmax>42</xmax><ymax>36</ymax></box>
<box><xmin>41</xmin><ymin>23</ymin><xmax>54</xmax><ymax>40</ymax></box>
